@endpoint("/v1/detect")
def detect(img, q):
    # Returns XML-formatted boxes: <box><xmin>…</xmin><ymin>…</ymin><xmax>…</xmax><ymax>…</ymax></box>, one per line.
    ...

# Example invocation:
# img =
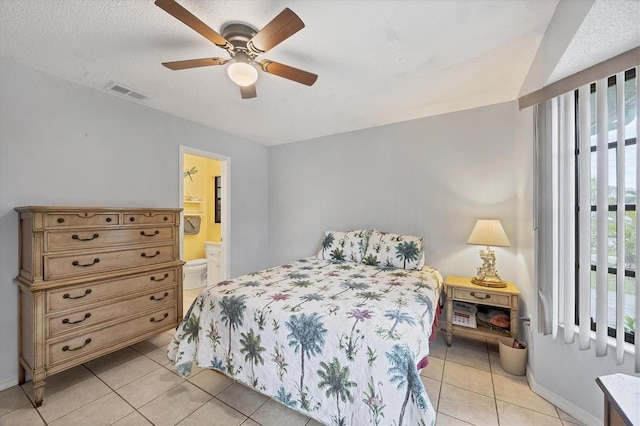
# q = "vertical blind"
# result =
<box><xmin>535</xmin><ymin>66</ymin><xmax>639</xmax><ymax>373</ymax></box>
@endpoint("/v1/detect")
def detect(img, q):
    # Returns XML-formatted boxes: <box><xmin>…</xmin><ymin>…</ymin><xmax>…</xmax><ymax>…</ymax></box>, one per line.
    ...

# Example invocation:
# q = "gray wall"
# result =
<box><xmin>0</xmin><ymin>58</ymin><xmax>269</xmax><ymax>389</ymax></box>
<box><xmin>268</xmin><ymin>101</ymin><xmax>521</xmax><ymax>283</ymax></box>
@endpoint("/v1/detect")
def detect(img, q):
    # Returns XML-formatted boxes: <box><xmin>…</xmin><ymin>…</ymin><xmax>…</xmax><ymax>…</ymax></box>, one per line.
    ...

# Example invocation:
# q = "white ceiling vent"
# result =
<box><xmin>104</xmin><ymin>82</ymin><xmax>150</xmax><ymax>101</ymax></box>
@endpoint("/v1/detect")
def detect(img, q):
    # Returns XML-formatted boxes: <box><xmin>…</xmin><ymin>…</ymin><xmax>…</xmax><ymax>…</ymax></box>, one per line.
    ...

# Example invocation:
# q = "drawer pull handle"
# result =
<box><xmin>57</xmin><ymin>218</ymin><xmax>65</xmax><ymax>224</ymax></box>
<box><xmin>470</xmin><ymin>292</ymin><xmax>490</xmax><ymax>300</ymax></box>
<box><xmin>72</xmin><ymin>233</ymin><xmax>99</xmax><ymax>241</ymax></box>
<box><xmin>164</xmin><ymin>216</ymin><xmax>168</xmax><ymax>221</ymax></box>
<box><xmin>130</xmin><ymin>217</ymin><xmax>135</xmax><ymax>222</ymax></box>
<box><xmin>63</xmin><ymin>289</ymin><xmax>92</xmax><ymax>299</ymax></box>
<box><xmin>106</xmin><ymin>217</ymin><xmax>112</xmax><ymax>223</ymax></box>
<box><xmin>150</xmin><ymin>313</ymin><xmax>169</xmax><ymax>323</ymax></box>
<box><xmin>62</xmin><ymin>313</ymin><xmax>91</xmax><ymax>325</ymax></box>
<box><xmin>150</xmin><ymin>273</ymin><xmax>169</xmax><ymax>282</ymax></box>
<box><xmin>62</xmin><ymin>338</ymin><xmax>91</xmax><ymax>352</ymax></box>
<box><xmin>72</xmin><ymin>258</ymin><xmax>100</xmax><ymax>267</ymax></box>
<box><xmin>150</xmin><ymin>292</ymin><xmax>169</xmax><ymax>301</ymax></box>
<box><xmin>141</xmin><ymin>251</ymin><xmax>160</xmax><ymax>258</ymax></box>
<box><xmin>140</xmin><ymin>230</ymin><xmax>160</xmax><ymax>237</ymax></box>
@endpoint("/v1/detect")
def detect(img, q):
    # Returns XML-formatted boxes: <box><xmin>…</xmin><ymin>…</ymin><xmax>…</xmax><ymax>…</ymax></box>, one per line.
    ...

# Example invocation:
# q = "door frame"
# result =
<box><xmin>179</xmin><ymin>145</ymin><xmax>230</xmax><ymax>281</ymax></box>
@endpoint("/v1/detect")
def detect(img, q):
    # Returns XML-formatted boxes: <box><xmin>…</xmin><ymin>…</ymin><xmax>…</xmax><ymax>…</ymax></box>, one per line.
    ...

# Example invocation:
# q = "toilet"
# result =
<box><xmin>183</xmin><ymin>258</ymin><xmax>207</xmax><ymax>290</ymax></box>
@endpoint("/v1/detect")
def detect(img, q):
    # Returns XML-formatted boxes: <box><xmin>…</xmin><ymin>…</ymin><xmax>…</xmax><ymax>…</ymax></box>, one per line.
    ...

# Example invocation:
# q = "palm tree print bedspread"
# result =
<box><xmin>168</xmin><ymin>257</ymin><xmax>442</xmax><ymax>426</ymax></box>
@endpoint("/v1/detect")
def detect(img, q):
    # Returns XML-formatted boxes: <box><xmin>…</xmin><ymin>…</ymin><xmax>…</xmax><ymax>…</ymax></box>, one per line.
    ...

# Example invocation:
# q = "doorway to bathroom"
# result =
<box><xmin>179</xmin><ymin>146</ymin><xmax>230</xmax><ymax>307</ymax></box>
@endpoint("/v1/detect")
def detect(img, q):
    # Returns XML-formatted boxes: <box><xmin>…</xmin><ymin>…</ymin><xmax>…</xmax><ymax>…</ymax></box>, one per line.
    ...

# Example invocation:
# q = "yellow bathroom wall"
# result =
<box><xmin>183</xmin><ymin>153</ymin><xmax>222</xmax><ymax>261</ymax></box>
<box><xmin>183</xmin><ymin>154</ymin><xmax>208</xmax><ymax>261</ymax></box>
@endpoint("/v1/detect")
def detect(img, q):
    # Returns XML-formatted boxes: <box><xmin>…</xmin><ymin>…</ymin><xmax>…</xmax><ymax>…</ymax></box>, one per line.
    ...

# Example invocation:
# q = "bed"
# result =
<box><xmin>168</xmin><ymin>230</ymin><xmax>443</xmax><ymax>426</ymax></box>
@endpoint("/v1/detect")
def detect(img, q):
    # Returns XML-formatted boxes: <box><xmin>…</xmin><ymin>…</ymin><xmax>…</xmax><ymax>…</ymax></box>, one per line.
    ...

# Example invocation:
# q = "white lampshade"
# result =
<box><xmin>467</xmin><ymin>219</ymin><xmax>510</xmax><ymax>247</ymax></box>
<box><xmin>227</xmin><ymin>61</ymin><xmax>258</xmax><ymax>87</ymax></box>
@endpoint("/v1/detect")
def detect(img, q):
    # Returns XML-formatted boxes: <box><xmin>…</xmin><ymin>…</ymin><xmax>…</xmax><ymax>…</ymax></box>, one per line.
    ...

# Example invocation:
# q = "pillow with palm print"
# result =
<box><xmin>317</xmin><ymin>229</ymin><xmax>371</xmax><ymax>263</ymax></box>
<box><xmin>362</xmin><ymin>230</ymin><xmax>425</xmax><ymax>270</ymax></box>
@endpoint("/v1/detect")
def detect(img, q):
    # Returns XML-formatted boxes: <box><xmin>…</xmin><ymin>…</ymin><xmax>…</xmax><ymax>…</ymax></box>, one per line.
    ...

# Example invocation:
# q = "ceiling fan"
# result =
<box><xmin>155</xmin><ymin>0</ymin><xmax>318</xmax><ymax>99</ymax></box>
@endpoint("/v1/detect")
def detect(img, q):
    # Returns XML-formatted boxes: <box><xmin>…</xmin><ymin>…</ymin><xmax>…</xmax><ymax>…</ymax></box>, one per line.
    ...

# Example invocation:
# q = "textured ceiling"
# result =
<box><xmin>0</xmin><ymin>1</ymin><xmax>637</xmax><ymax>146</ymax></box>
<box><xmin>548</xmin><ymin>0</ymin><xmax>640</xmax><ymax>83</ymax></box>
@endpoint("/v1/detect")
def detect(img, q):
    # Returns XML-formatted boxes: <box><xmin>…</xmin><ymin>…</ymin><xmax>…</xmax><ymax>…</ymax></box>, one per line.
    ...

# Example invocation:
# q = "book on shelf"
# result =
<box><xmin>452</xmin><ymin>301</ymin><xmax>477</xmax><ymax>328</ymax></box>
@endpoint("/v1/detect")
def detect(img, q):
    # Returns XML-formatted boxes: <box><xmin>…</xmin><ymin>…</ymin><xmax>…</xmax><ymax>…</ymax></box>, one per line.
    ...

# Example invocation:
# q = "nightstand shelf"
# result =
<box><xmin>450</xmin><ymin>321</ymin><xmax>511</xmax><ymax>340</ymax></box>
<box><xmin>444</xmin><ymin>275</ymin><xmax>520</xmax><ymax>346</ymax></box>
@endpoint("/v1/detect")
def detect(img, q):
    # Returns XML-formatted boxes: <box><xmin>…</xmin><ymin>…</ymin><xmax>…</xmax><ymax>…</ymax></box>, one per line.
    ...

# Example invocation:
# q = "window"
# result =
<box><xmin>534</xmin><ymin>62</ymin><xmax>639</xmax><ymax>371</ymax></box>
<box><xmin>214</xmin><ymin>176</ymin><xmax>221</xmax><ymax>224</ymax></box>
<box><xmin>578</xmin><ymin>69</ymin><xmax>637</xmax><ymax>345</ymax></box>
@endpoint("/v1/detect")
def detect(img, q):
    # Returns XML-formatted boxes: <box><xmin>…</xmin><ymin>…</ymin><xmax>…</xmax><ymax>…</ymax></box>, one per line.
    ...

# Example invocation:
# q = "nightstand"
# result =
<box><xmin>444</xmin><ymin>275</ymin><xmax>520</xmax><ymax>346</ymax></box>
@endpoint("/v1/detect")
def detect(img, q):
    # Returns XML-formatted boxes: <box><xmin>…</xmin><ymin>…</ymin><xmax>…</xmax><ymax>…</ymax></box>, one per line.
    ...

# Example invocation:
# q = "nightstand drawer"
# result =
<box><xmin>452</xmin><ymin>287</ymin><xmax>511</xmax><ymax>308</ymax></box>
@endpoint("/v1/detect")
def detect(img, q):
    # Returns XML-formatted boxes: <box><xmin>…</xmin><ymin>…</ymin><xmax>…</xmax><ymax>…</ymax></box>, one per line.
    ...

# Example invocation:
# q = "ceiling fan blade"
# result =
<box><xmin>155</xmin><ymin>0</ymin><xmax>233</xmax><ymax>51</ymax></box>
<box><xmin>162</xmin><ymin>58</ymin><xmax>228</xmax><ymax>70</ymax></box>
<box><xmin>259</xmin><ymin>60</ymin><xmax>318</xmax><ymax>86</ymax></box>
<box><xmin>247</xmin><ymin>8</ymin><xmax>305</xmax><ymax>54</ymax></box>
<box><xmin>240</xmin><ymin>84</ymin><xmax>257</xmax><ymax>99</ymax></box>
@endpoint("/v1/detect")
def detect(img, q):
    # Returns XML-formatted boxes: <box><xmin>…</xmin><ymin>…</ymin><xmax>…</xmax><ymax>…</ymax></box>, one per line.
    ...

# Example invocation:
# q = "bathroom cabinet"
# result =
<box><xmin>14</xmin><ymin>206</ymin><xmax>184</xmax><ymax>406</ymax></box>
<box><xmin>205</xmin><ymin>241</ymin><xmax>222</xmax><ymax>285</ymax></box>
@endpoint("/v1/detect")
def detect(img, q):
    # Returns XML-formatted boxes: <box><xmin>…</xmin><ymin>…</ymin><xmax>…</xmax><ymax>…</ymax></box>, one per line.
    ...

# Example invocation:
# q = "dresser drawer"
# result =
<box><xmin>47</xmin><ymin>267</ymin><xmax>179</xmax><ymax>312</ymax></box>
<box><xmin>452</xmin><ymin>287</ymin><xmax>511</xmax><ymax>308</ymax></box>
<box><xmin>47</xmin><ymin>306</ymin><xmax>177</xmax><ymax>366</ymax></box>
<box><xmin>48</xmin><ymin>287</ymin><xmax>177</xmax><ymax>337</ymax></box>
<box><xmin>45</xmin><ymin>212</ymin><xmax>120</xmax><ymax>229</ymax></box>
<box><xmin>45</xmin><ymin>226</ymin><xmax>175</xmax><ymax>252</ymax></box>
<box><xmin>123</xmin><ymin>212</ymin><xmax>175</xmax><ymax>226</ymax></box>
<box><xmin>44</xmin><ymin>244</ymin><xmax>176</xmax><ymax>280</ymax></box>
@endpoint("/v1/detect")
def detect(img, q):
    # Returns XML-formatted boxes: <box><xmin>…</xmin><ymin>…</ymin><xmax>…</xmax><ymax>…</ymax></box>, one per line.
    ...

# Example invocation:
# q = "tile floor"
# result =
<box><xmin>1</xmin><ymin>290</ymin><xmax>584</xmax><ymax>426</ymax></box>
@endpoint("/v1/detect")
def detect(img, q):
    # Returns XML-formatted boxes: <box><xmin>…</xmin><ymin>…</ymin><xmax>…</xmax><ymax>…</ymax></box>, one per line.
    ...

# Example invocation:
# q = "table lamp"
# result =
<box><xmin>467</xmin><ymin>219</ymin><xmax>510</xmax><ymax>288</ymax></box>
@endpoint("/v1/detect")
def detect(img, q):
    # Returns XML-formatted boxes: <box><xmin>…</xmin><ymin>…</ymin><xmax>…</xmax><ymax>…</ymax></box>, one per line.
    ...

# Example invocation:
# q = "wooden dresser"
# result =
<box><xmin>14</xmin><ymin>206</ymin><xmax>184</xmax><ymax>406</ymax></box>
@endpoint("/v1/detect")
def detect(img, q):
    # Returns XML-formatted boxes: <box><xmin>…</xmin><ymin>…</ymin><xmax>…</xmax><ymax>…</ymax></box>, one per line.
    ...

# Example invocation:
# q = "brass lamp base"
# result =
<box><xmin>472</xmin><ymin>246</ymin><xmax>507</xmax><ymax>288</ymax></box>
<box><xmin>471</xmin><ymin>277</ymin><xmax>507</xmax><ymax>288</ymax></box>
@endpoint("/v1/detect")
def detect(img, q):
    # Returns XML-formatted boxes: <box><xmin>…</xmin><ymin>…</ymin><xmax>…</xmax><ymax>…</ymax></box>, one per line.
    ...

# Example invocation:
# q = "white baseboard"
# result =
<box><xmin>0</xmin><ymin>375</ymin><xmax>18</xmax><ymax>392</ymax></box>
<box><xmin>526</xmin><ymin>370</ymin><xmax>600</xmax><ymax>426</ymax></box>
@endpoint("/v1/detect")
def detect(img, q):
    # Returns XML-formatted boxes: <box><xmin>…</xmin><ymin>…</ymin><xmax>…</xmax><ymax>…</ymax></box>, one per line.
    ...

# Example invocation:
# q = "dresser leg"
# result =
<box><xmin>32</xmin><ymin>369</ymin><xmax>46</xmax><ymax>407</ymax></box>
<box><xmin>33</xmin><ymin>380</ymin><xmax>45</xmax><ymax>407</ymax></box>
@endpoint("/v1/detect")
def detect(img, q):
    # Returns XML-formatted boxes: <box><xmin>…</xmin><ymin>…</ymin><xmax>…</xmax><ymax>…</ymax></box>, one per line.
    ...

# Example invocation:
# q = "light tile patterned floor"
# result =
<box><xmin>1</xmin><ymin>291</ymin><xmax>584</xmax><ymax>425</ymax></box>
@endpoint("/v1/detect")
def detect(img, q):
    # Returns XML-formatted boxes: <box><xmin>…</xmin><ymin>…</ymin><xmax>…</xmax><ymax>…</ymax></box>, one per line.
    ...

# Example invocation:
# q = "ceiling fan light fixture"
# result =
<box><xmin>227</xmin><ymin>59</ymin><xmax>258</xmax><ymax>87</ymax></box>
<box><xmin>156</xmin><ymin>2</ymin><xmax>317</xmax><ymax>98</ymax></box>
